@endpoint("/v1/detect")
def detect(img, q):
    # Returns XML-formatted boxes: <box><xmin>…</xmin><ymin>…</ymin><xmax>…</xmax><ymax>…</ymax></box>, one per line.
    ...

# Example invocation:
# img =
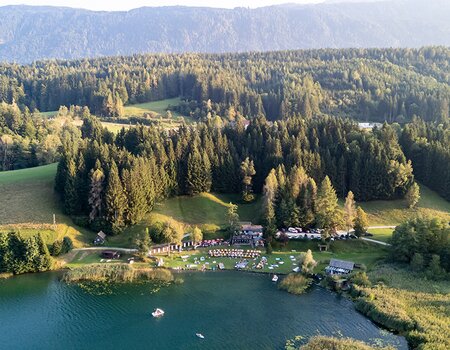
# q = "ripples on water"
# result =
<box><xmin>0</xmin><ymin>271</ymin><xmax>407</xmax><ymax>350</ymax></box>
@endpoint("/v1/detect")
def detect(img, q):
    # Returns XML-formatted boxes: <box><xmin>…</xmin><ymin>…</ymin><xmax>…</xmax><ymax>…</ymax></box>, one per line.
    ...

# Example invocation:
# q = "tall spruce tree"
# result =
<box><xmin>105</xmin><ymin>161</ymin><xmax>127</xmax><ymax>231</ymax></box>
<box><xmin>316</xmin><ymin>176</ymin><xmax>342</xmax><ymax>239</ymax></box>
<box><xmin>64</xmin><ymin>157</ymin><xmax>78</xmax><ymax>215</ymax></box>
<box><xmin>88</xmin><ymin>162</ymin><xmax>105</xmax><ymax>222</ymax></box>
<box><xmin>240</xmin><ymin>157</ymin><xmax>256</xmax><ymax>202</ymax></box>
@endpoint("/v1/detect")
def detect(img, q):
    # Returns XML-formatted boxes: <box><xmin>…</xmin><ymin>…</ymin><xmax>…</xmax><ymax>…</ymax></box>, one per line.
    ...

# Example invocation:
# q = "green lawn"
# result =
<box><xmin>367</xmin><ymin>228</ymin><xmax>394</xmax><ymax>242</ymax></box>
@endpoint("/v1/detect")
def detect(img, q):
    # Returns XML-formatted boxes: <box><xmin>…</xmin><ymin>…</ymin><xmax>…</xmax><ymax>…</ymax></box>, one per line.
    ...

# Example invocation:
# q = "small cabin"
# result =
<box><xmin>101</xmin><ymin>250</ymin><xmax>121</xmax><ymax>259</ymax></box>
<box><xmin>325</xmin><ymin>259</ymin><xmax>354</xmax><ymax>275</ymax></box>
<box><xmin>94</xmin><ymin>231</ymin><xmax>106</xmax><ymax>245</ymax></box>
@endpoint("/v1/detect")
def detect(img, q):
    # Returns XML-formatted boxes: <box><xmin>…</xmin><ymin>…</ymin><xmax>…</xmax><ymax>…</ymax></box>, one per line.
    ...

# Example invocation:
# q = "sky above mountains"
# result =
<box><xmin>0</xmin><ymin>0</ymin><xmax>325</xmax><ymax>11</ymax></box>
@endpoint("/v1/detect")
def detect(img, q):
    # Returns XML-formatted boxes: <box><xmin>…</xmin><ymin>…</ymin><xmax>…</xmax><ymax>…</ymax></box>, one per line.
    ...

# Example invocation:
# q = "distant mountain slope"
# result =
<box><xmin>0</xmin><ymin>0</ymin><xmax>449</xmax><ymax>63</ymax></box>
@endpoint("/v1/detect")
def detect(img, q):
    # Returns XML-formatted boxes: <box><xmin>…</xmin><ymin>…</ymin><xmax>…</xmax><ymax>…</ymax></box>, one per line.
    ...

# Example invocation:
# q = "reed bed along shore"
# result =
<box><xmin>63</xmin><ymin>264</ymin><xmax>175</xmax><ymax>283</ymax></box>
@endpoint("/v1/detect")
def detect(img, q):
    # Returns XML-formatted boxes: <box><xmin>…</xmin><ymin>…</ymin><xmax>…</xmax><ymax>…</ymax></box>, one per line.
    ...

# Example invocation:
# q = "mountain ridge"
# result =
<box><xmin>0</xmin><ymin>0</ymin><xmax>449</xmax><ymax>63</ymax></box>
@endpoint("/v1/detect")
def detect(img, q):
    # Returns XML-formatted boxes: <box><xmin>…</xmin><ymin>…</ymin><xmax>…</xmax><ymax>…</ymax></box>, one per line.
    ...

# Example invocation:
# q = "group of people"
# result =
<box><xmin>208</xmin><ymin>249</ymin><xmax>261</xmax><ymax>259</ymax></box>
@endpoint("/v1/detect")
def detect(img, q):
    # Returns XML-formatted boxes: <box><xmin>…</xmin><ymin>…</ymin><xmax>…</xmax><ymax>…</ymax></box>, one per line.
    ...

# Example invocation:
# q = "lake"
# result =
<box><xmin>0</xmin><ymin>271</ymin><xmax>407</xmax><ymax>349</ymax></box>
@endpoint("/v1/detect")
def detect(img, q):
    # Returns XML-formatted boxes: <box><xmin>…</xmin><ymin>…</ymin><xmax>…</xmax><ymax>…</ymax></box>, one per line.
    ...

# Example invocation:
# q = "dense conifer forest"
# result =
<box><xmin>0</xmin><ymin>48</ymin><xmax>449</xmax><ymax>123</ymax></box>
<box><xmin>54</xmin><ymin>115</ymin><xmax>416</xmax><ymax>234</ymax></box>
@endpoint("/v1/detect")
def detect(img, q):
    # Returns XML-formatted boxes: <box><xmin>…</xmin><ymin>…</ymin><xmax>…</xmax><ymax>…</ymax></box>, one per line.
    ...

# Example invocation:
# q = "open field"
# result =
<box><xmin>0</xmin><ymin>164</ymin><xmax>95</xmax><ymax>247</ymax></box>
<box><xmin>109</xmin><ymin>193</ymin><xmax>262</xmax><ymax>247</ymax></box>
<box><xmin>357</xmin><ymin>184</ymin><xmax>450</xmax><ymax>226</ymax></box>
<box><xmin>123</xmin><ymin>98</ymin><xmax>183</xmax><ymax>118</ymax></box>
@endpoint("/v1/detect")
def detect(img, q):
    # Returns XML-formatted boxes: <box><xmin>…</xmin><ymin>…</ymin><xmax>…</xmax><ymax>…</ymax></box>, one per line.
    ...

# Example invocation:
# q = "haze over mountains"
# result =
<box><xmin>0</xmin><ymin>0</ymin><xmax>449</xmax><ymax>63</ymax></box>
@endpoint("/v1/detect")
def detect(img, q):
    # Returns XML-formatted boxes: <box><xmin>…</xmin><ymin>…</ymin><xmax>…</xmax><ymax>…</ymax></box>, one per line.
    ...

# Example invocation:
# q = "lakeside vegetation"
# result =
<box><xmin>279</xmin><ymin>274</ymin><xmax>312</xmax><ymax>295</ymax></box>
<box><xmin>286</xmin><ymin>336</ymin><xmax>395</xmax><ymax>350</ymax></box>
<box><xmin>63</xmin><ymin>263</ymin><xmax>175</xmax><ymax>284</ymax></box>
<box><xmin>354</xmin><ymin>266</ymin><xmax>450</xmax><ymax>350</ymax></box>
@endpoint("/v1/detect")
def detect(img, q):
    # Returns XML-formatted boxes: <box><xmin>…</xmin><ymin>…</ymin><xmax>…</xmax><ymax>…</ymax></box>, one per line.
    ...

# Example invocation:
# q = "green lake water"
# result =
<box><xmin>0</xmin><ymin>271</ymin><xmax>407</xmax><ymax>350</ymax></box>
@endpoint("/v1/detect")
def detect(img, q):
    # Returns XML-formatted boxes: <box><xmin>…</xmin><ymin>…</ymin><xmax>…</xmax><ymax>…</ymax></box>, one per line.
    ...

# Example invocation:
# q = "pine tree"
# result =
<box><xmin>64</xmin><ymin>157</ymin><xmax>78</xmax><ymax>215</ymax></box>
<box><xmin>316</xmin><ymin>176</ymin><xmax>342</xmax><ymax>239</ymax></box>
<box><xmin>186</xmin><ymin>146</ymin><xmax>205</xmax><ymax>195</ymax></box>
<box><xmin>105</xmin><ymin>161</ymin><xmax>127</xmax><ymax>231</ymax></box>
<box><xmin>240</xmin><ymin>157</ymin><xmax>256</xmax><ymax>202</ymax></box>
<box><xmin>88</xmin><ymin>163</ymin><xmax>105</xmax><ymax>222</ymax></box>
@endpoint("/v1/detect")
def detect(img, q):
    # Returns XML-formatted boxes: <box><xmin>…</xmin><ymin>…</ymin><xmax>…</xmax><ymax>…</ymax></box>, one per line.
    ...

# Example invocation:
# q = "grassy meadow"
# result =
<box><xmin>123</xmin><ymin>98</ymin><xmax>183</xmax><ymax>118</ymax></box>
<box><xmin>357</xmin><ymin>184</ymin><xmax>450</xmax><ymax>226</ymax></box>
<box><xmin>0</xmin><ymin>163</ymin><xmax>95</xmax><ymax>247</ymax></box>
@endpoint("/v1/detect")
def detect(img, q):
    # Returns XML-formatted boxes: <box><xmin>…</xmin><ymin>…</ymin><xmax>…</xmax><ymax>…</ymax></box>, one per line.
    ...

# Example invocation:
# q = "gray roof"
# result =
<box><xmin>328</xmin><ymin>259</ymin><xmax>354</xmax><ymax>270</ymax></box>
<box><xmin>97</xmin><ymin>231</ymin><xmax>106</xmax><ymax>239</ymax></box>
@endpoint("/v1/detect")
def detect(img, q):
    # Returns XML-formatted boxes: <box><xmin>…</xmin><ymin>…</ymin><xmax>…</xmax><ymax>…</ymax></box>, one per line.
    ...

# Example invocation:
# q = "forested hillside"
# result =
<box><xmin>55</xmin><ymin>115</ymin><xmax>415</xmax><ymax>234</ymax></box>
<box><xmin>1</xmin><ymin>48</ymin><xmax>449</xmax><ymax>123</ymax></box>
<box><xmin>0</xmin><ymin>0</ymin><xmax>449</xmax><ymax>63</ymax></box>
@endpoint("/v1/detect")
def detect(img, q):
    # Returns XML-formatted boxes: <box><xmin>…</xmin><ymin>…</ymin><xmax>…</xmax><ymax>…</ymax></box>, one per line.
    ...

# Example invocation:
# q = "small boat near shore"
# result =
<box><xmin>152</xmin><ymin>308</ymin><xmax>165</xmax><ymax>317</ymax></box>
<box><xmin>196</xmin><ymin>333</ymin><xmax>205</xmax><ymax>339</ymax></box>
<box><xmin>272</xmin><ymin>275</ymin><xmax>279</xmax><ymax>282</ymax></box>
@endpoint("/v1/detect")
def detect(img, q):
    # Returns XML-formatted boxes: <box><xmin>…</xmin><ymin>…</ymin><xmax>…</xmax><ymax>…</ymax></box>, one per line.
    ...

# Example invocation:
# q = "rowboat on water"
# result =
<box><xmin>152</xmin><ymin>308</ymin><xmax>165</xmax><ymax>317</ymax></box>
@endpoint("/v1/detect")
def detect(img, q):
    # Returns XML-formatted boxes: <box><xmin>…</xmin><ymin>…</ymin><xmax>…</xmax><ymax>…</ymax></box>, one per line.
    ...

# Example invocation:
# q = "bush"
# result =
<box><xmin>51</xmin><ymin>240</ymin><xmax>63</xmax><ymax>256</ymax></box>
<box><xmin>62</xmin><ymin>236</ymin><xmax>74</xmax><ymax>253</ymax></box>
<box><xmin>279</xmin><ymin>274</ymin><xmax>312</xmax><ymax>295</ymax></box>
<box><xmin>350</xmin><ymin>271</ymin><xmax>371</xmax><ymax>287</ymax></box>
